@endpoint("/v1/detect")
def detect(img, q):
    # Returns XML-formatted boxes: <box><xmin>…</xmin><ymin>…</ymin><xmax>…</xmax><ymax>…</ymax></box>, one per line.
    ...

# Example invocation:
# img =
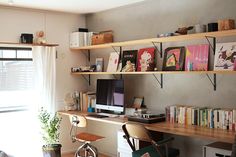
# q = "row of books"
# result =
<box><xmin>104</xmin><ymin>42</ymin><xmax>236</xmax><ymax>72</ymax></box>
<box><xmin>70</xmin><ymin>31</ymin><xmax>94</xmax><ymax>48</ymax></box>
<box><xmin>165</xmin><ymin>105</ymin><xmax>236</xmax><ymax>131</ymax></box>
<box><xmin>78</xmin><ymin>91</ymin><xmax>96</xmax><ymax>112</ymax></box>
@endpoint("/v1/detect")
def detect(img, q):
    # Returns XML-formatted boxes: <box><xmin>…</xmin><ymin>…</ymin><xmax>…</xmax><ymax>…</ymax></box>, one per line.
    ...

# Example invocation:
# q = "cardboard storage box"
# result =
<box><xmin>92</xmin><ymin>31</ymin><xmax>113</xmax><ymax>45</ymax></box>
<box><xmin>218</xmin><ymin>19</ymin><xmax>235</xmax><ymax>31</ymax></box>
<box><xmin>203</xmin><ymin>142</ymin><xmax>232</xmax><ymax>157</ymax></box>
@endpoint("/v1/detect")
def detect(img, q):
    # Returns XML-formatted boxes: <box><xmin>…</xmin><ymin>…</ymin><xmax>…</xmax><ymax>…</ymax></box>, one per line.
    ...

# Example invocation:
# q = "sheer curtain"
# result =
<box><xmin>32</xmin><ymin>46</ymin><xmax>56</xmax><ymax>113</ymax></box>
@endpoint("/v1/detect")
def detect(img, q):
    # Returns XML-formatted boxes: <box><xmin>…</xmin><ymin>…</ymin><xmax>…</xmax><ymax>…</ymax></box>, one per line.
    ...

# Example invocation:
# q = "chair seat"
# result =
<box><xmin>75</xmin><ymin>132</ymin><xmax>104</xmax><ymax>142</ymax></box>
<box><xmin>132</xmin><ymin>145</ymin><xmax>179</xmax><ymax>157</ymax></box>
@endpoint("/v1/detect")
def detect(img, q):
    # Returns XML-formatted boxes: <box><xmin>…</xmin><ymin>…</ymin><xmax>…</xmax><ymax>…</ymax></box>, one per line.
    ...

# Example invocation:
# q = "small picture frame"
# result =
<box><xmin>96</xmin><ymin>58</ymin><xmax>104</xmax><ymax>72</ymax></box>
<box><xmin>162</xmin><ymin>47</ymin><xmax>185</xmax><ymax>71</ymax></box>
<box><xmin>132</xmin><ymin>97</ymin><xmax>144</xmax><ymax>108</ymax></box>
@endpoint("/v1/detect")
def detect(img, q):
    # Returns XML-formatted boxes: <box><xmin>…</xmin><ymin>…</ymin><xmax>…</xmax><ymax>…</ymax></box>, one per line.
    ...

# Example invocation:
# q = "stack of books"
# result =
<box><xmin>165</xmin><ymin>105</ymin><xmax>236</xmax><ymax>131</ymax></box>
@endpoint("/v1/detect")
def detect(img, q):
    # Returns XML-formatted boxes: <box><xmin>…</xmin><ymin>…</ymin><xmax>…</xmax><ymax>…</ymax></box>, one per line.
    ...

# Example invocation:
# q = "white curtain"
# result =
<box><xmin>32</xmin><ymin>46</ymin><xmax>56</xmax><ymax>113</ymax></box>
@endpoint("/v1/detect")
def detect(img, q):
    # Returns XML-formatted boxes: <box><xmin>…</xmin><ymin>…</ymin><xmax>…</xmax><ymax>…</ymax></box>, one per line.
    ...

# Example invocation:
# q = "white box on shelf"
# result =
<box><xmin>70</xmin><ymin>32</ymin><xmax>84</xmax><ymax>48</ymax></box>
<box><xmin>203</xmin><ymin>142</ymin><xmax>232</xmax><ymax>157</ymax></box>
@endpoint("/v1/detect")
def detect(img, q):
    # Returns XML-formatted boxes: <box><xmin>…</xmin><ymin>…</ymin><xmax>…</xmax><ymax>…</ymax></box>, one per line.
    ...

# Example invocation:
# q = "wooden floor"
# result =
<box><xmin>62</xmin><ymin>152</ymin><xmax>110</xmax><ymax>157</ymax></box>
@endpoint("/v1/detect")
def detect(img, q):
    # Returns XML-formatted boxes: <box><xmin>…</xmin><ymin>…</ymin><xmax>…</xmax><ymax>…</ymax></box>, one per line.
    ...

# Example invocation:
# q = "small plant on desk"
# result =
<box><xmin>38</xmin><ymin>108</ymin><xmax>62</xmax><ymax>157</ymax></box>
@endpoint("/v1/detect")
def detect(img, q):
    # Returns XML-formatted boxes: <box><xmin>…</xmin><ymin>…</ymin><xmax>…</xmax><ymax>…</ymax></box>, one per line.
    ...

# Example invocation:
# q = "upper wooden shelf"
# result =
<box><xmin>71</xmin><ymin>71</ymin><xmax>236</xmax><ymax>75</ymax></box>
<box><xmin>70</xmin><ymin>29</ymin><xmax>236</xmax><ymax>50</ymax></box>
<box><xmin>0</xmin><ymin>42</ymin><xmax>59</xmax><ymax>47</ymax></box>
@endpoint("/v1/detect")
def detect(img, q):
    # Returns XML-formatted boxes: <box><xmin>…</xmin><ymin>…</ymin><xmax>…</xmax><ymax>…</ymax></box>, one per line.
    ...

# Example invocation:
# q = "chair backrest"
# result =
<box><xmin>122</xmin><ymin>123</ymin><xmax>153</xmax><ymax>151</ymax></box>
<box><xmin>69</xmin><ymin>115</ymin><xmax>87</xmax><ymax>128</ymax></box>
<box><xmin>69</xmin><ymin>115</ymin><xmax>87</xmax><ymax>142</ymax></box>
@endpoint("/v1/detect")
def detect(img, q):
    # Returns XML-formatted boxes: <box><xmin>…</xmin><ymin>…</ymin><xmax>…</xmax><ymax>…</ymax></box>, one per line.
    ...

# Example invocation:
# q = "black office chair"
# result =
<box><xmin>122</xmin><ymin>123</ymin><xmax>180</xmax><ymax>157</ymax></box>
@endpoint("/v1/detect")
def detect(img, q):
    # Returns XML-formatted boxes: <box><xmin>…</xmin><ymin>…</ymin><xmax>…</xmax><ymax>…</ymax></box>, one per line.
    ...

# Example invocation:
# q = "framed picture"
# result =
<box><xmin>214</xmin><ymin>42</ymin><xmax>236</xmax><ymax>71</ymax></box>
<box><xmin>137</xmin><ymin>47</ymin><xmax>156</xmax><ymax>72</ymax></box>
<box><xmin>95</xmin><ymin>58</ymin><xmax>104</xmax><ymax>72</ymax></box>
<box><xmin>185</xmin><ymin>44</ymin><xmax>209</xmax><ymax>71</ymax></box>
<box><xmin>132</xmin><ymin>97</ymin><xmax>144</xmax><ymax>108</ymax></box>
<box><xmin>162</xmin><ymin>47</ymin><xmax>185</xmax><ymax>71</ymax></box>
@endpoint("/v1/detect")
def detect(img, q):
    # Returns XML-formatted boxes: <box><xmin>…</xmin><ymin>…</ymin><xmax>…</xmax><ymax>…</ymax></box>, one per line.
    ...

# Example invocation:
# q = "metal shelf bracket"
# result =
<box><xmin>205</xmin><ymin>36</ymin><xmax>216</xmax><ymax>55</ymax></box>
<box><xmin>81</xmin><ymin>74</ymin><xmax>91</xmax><ymax>86</ymax></box>
<box><xmin>152</xmin><ymin>42</ymin><xmax>163</xmax><ymax>58</ymax></box>
<box><xmin>152</xmin><ymin>74</ymin><xmax>163</xmax><ymax>88</ymax></box>
<box><xmin>112</xmin><ymin>46</ymin><xmax>122</xmax><ymax>55</ymax></box>
<box><xmin>206</xmin><ymin>73</ymin><xmax>216</xmax><ymax>91</ymax></box>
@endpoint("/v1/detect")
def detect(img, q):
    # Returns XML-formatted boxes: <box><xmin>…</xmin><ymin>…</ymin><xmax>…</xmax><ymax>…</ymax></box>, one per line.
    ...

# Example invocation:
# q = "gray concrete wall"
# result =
<box><xmin>86</xmin><ymin>0</ymin><xmax>236</xmax><ymax>157</ymax></box>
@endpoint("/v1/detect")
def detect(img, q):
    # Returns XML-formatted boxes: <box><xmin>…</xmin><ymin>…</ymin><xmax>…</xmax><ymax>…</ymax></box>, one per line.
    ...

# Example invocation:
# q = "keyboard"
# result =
<box><xmin>86</xmin><ymin>114</ymin><xmax>109</xmax><ymax>118</ymax></box>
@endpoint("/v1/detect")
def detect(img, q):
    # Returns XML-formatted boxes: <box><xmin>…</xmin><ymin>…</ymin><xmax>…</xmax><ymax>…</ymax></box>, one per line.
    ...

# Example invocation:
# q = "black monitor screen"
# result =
<box><xmin>96</xmin><ymin>79</ymin><xmax>124</xmax><ymax>112</ymax></box>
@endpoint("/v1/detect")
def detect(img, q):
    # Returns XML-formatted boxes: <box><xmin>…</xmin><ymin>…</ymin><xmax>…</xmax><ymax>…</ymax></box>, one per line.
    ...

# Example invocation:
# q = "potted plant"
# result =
<box><xmin>38</xmin><ymin>108</ymin><xmax>62</xmax><ymax>157</ymax></box>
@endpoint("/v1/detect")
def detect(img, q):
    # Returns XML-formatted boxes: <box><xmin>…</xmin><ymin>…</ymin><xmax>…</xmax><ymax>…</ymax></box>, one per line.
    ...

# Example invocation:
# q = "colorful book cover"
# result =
<box><xmin>214</xmin><ymin>42</ymin><xmax>236</xmax><ymax>71</ymax></box>
<box><xmin>137</xmin><ymin>47</ymin><xmax>156</xmax><ymax>71</ymax></box>
<box><xmin>185</xmin><ymin>44</ymin><xmax>209</xmax><ymax>71</ymax></box>
<box><xmin>107</xmin><ymin>52</ymin><xmax>120</xmax><ymax>72</ymax></box>
<box><xmin>95</xmin><ymin>58</ymin><xmax>103</xmax><ymax>72</ymax></box>
<box><xmin>122</xmin><ymin>50</ymin><xmax>138</xmax><ymax>72</ymax></box>
<box><xmin>162</xmin><ymin>47</ymin><xmax>185</xmax><ymax>71</ymax></box>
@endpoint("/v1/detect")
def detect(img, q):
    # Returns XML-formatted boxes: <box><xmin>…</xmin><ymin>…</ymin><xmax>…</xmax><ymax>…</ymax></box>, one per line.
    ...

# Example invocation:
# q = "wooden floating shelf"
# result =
<box><xmin>70</xmin><ymin>29</ymin><xmax>236</xmax><ymax>50</ymax></box>
<box><xmin>0</xmin><ymin>42</ymin><xmax>59</xmax><ymax>47</ymax></box>
<box><xmin>71</xmin><ymin>71</ymin><xmax>236</xmax><ymax>75</ymax></box>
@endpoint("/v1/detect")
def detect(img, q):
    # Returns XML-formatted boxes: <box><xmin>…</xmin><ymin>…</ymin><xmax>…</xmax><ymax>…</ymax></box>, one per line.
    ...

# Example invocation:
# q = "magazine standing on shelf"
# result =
<box><xmin>137</xmin><ymin>47</ymin><xmax>156</xmax><ymax>72</ymax></box>
<box><xmin>107</xmin><ymin>52</ymin><xmax>120</xmax><ymax>72</ymax></box>
<box><xmin>122</xmin><ymin>50</ymin><xmax>138</xmax><ymax>72</ymax></box>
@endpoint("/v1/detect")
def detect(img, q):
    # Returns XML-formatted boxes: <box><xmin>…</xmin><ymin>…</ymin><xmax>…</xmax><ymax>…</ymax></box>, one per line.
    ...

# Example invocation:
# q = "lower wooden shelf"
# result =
<box><xmin>58</xmin><ymin>111</ymin><xmax>235</xmax><ymax>143</ymax></box>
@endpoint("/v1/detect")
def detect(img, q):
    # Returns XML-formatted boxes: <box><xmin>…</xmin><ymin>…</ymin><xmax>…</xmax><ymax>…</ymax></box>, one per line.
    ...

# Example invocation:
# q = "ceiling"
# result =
<box><xmin>0</xmin><ymin>0</ymin><xmax>146</xmax><ymax>14</ymax></box>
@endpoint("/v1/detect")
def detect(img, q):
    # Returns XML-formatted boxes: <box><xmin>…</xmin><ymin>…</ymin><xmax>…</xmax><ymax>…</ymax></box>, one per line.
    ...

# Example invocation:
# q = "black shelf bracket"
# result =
<box><xmin>152</xmin><ymin>74</ymin><xmax>163</xmax><ymax>88</ymax></box>
<box><xmin>81</xmin><ymin>50</ymin><xmax>90</xmax><ymax>62</ymax></box>
<box><xmin>112</xmin><ymin>46</ymin><xmax>122</xmax><ymax>55</ymax></box>
<box><xmin>152</xmin><ymin>42</ymin><xmax>163</xmax><ymax>58</ymax></box>
<box><xmin>206</xmin><ymin>73</ymin><xmax>216</xmax><ymax>91</ymax></box>
<box><xmin>81</xmin><ymin>74</ymin><xmax>91</xmax><ymax>86</ymax></box>
<box><xmin>205</xmin><ymin>36</ymin><xmax>216</xmax><ymax>55</ymax></box>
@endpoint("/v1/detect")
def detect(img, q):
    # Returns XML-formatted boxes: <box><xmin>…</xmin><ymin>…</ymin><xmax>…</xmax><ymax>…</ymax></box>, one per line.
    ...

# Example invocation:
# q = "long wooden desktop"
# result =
<box><xmin>58</xmin><ymin>111</ymin><xmax>235</xmax><ymax>143</ymax></box>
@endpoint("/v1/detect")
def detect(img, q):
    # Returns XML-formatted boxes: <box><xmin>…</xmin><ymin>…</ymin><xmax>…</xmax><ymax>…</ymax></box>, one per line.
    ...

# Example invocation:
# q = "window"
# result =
<box><xmin>0</xmin><ymin>47</ymin><xmax>41</xmax><ymax>157</ymax></box>
<box><xmin>0</xmin><ymin>47</ymin><xmax>35</xmax><ymax>112</ymax></box>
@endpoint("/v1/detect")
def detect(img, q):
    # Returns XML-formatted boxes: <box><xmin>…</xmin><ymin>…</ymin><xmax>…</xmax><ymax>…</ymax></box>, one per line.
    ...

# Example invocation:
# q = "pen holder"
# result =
<box><xmin>88</xmin><ymin>107</ymin><xmax>95</xmax><ymax>113</ymax></box>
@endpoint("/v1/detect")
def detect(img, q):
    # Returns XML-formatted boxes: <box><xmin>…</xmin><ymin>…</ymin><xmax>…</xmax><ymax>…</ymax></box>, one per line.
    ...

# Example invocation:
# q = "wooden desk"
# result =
<box><xmin>58</xmin><ymin>111</ymin><xmax>235</xmax><ymax>143</ymax></box>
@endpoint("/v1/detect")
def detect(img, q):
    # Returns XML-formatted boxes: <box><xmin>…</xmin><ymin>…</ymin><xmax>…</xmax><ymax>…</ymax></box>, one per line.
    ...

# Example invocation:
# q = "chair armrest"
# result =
<box><xmin>154</xmin><ymin>137</ymin><xmax>174</xmax><ymax>146</ymax></box>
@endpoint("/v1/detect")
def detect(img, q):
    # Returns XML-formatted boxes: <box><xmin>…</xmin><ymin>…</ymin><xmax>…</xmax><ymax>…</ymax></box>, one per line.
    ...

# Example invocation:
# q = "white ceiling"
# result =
<box><xmin>0</xmin><ymin>0</ymin><xmax>146</xmax><ymax>14</ymax></box>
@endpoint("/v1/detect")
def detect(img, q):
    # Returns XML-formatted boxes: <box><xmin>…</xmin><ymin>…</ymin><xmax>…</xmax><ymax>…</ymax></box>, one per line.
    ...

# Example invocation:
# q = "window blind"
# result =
<box><xmin>0</xmin><ymin>48</ymin><xmax>35</xmax><ymax>112</ymax></box>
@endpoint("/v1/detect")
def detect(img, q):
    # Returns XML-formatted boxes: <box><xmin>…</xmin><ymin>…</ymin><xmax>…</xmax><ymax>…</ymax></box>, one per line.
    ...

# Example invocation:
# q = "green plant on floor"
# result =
<box><xmin>38</xmin><ymin>108</ymin><xmax>62</xmax><ymax>146</ymax></box>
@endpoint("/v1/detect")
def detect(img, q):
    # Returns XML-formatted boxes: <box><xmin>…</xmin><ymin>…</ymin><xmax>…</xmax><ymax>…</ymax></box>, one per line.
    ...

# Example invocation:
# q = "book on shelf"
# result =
<box><xmin>137</xmin><ymin>47</ymin><xmax>156</xmax><ymax>72</ymax></box>
<box><xmin>122</xmin><ymin>50</ymin><xmax>138</xmax><ymax>72</ymax></box>
<box><xmin>166</xmin><ymin>105</ymin><xmax>236</xmax><ymax>131</ymax></box>
<box><xmin>162</xmin><ymin>47</ymin><xmax>185</xmax><ymax>71</ymax></box>
<box><xmin>185</xmin><ymin>44</ymin><xmax>209</xmax><ymax>71</ymax></box>
<box><xmin>214</xmin><ymin>42</ymin><xmax>236</xmax><ymax>71</ymax></box>
<box><xmin>79</xmin><ymin>91</ymin><xmax>96</xmax><ymax>112</ymax></box>
<box><xmin>107</xmin><ymin>52</ymin><xmax>120</xmax><ymax>72</ymax></box>
<box><xmin>96</xmin><ymin>58</ymin><xmax>104</xmax><ymax>72</ymax></box>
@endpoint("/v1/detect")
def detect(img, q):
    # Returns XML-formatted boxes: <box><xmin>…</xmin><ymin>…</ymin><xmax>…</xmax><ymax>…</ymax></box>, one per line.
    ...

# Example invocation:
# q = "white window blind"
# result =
<box><xmin>0</xmin><ymin>47</ymin><xmax>35</xmax><ymax>112</ymax></box>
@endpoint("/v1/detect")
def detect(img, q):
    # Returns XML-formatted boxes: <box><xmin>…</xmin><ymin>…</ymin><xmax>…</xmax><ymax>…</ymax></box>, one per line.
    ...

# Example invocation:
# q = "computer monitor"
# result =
<box><xmin>96</xmin><ymin>79</ymin><xmax>124</xmax><ymax>113</ymax></box>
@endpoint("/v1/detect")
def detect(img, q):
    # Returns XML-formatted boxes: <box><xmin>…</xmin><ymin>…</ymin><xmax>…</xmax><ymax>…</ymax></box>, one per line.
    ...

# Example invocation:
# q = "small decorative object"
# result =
<box><xmin>218</xmin><ymin>19</ymin><xmax>235</xmax><ymax>31</ymax></box>
<box><xmin>20</xmin><ymin>33</ymin><xmax>33</xmax><ymax>44</ymax></box>
<box><xmin>162</xmin><ymin>47</ymin><xmax>185</xmax><ymax>71</ymax></box>
<box><xmin>91</xmin><ymin>30</ymin><xmax>113</xmax><ymax>45</ymax></box>
<box><xmin>38</xmin><ymin>108</ymin><xmax>62</xmax><ymax>157</ymax></box>
<box><xmin>122</xmin><ymin>50</ymin><xmax>138</xmax><ymax>72</ymax></box>
<box><xmin>208</xmin><ymin>23</ymin><xmax>218</xmax><ymax>32</ymax></box>
<box><xmin>185</xmin><ymin>44</ymin><xmax>209</xmax><ymax>71</ymax></box>
<box><xmin>157</xmin><ymin>33</ymin><xmax>175</xmax><ymax>38</ymax></box>
<box><xmin>35</xmin><ymin>31</ymin><xmax>46</xmax><ymax>44</ymax></box>
<box><xmin>133</xmin><ymin>97</ymin><xmax>144</xmax><ymax>109</ymax></box>
<box><xmin>175</xmin><ymin>26</ymin><xmax>194</xmax><ymax>35</ymax></box>
<box><xmin>214</xmin><ymin>42</ymin><xmax>236</xmax><ymax>71</ymax></box>
<box><xmin>107</xmin><ymin>52</ymin><xmax>120</xmax><ymax>72</ymax></box>
<box><xmin>137</xmin><ymin>47</ymin><xmax>156</xmax><ymax>72</ymax></box>
<box><xmin>194</xmin><ymin>24</ymin><xmax>207</xmax><ymax>33</ymax></box>
<box><xmin>95</xmin><ymin>58</ymin><xmax>104</xmax><ymax>72</ymax></box>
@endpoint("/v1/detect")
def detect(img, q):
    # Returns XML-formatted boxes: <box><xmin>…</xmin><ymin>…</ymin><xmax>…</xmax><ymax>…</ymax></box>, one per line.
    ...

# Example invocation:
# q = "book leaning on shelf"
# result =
<box><xmin>166</xmin><ymin>105</ymin><xmax>236</xmax><ymax>131</ymax></box>
<box><xmin>79</xmin><ymin>91</ymin><xmax>96</xmax><ymax>112</ymax></box>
